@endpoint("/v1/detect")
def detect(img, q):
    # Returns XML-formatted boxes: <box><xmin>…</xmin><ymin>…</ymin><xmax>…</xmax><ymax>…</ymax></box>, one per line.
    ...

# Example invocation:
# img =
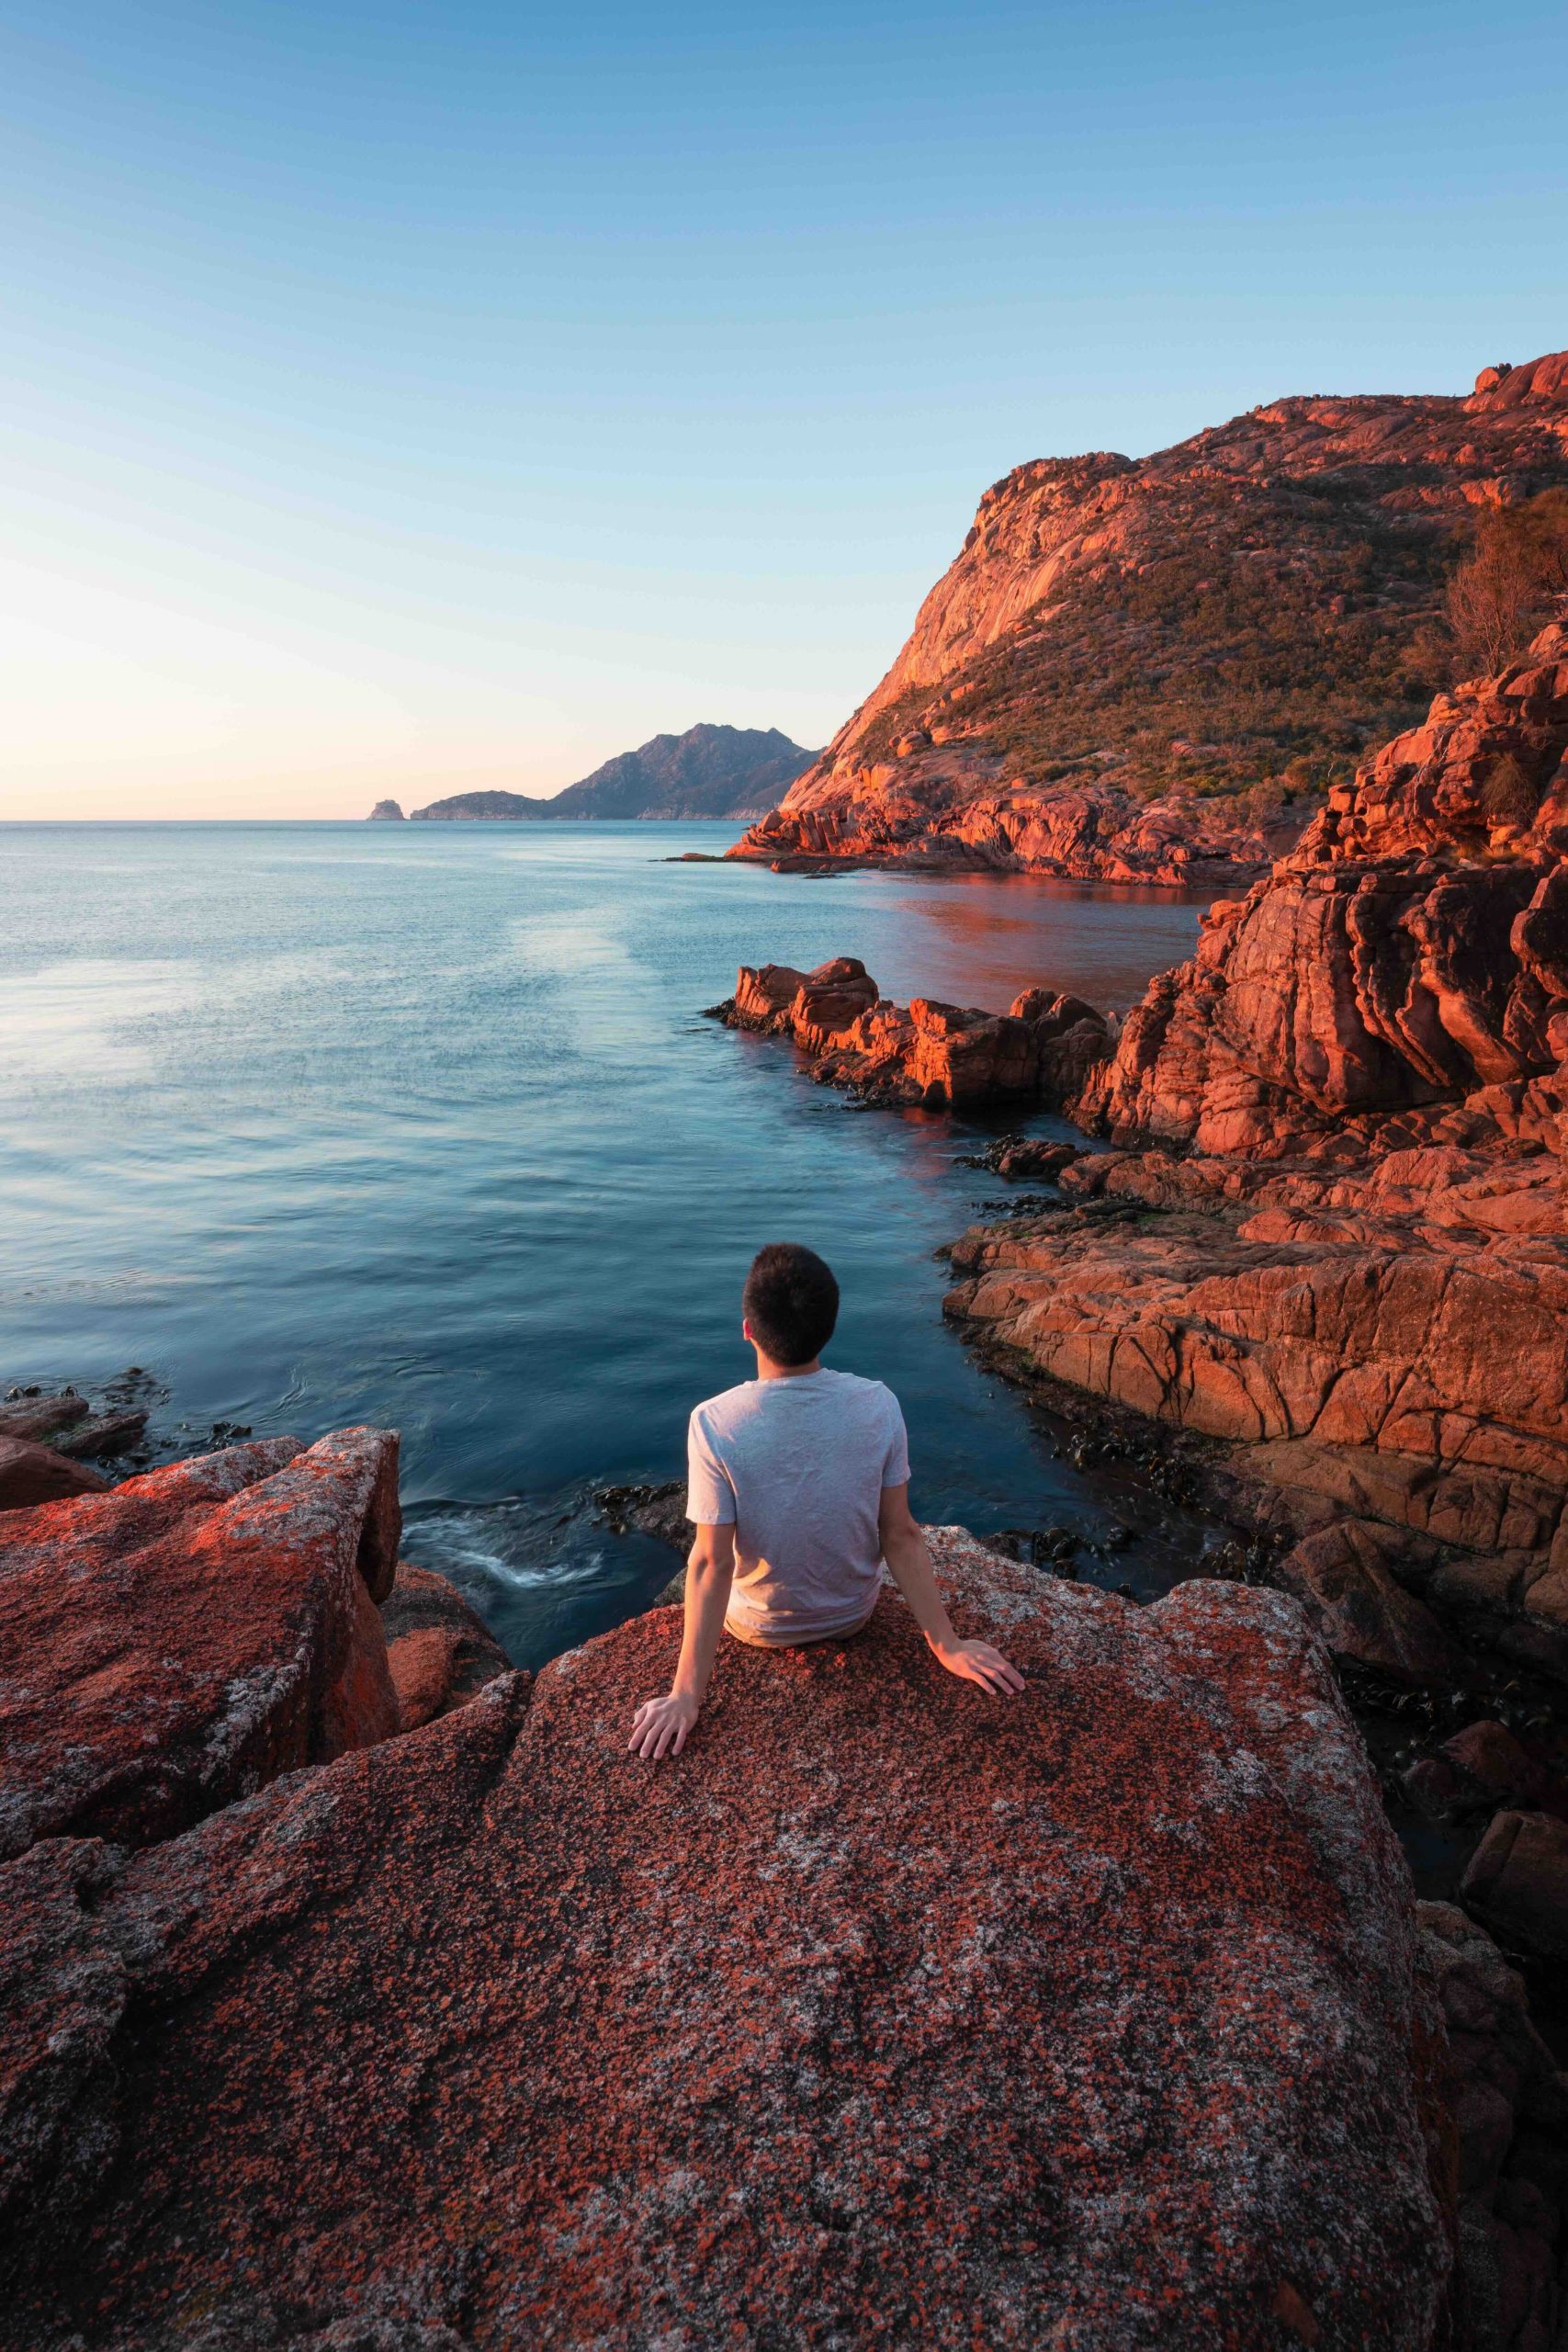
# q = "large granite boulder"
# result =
<box><xmin>1</xmin><ymin>1530</ymin><xmax>1461</xmax><ymax>2350</ymax></box>
<box><xmin>0</xmin><ymin>1430</ymin><xmax>402</xmax><ymax>1860</ymax></box>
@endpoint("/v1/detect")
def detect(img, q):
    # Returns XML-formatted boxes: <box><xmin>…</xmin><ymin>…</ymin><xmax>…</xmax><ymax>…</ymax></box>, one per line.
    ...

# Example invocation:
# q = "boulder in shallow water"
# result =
<box><xmin>0</xmin><ymin>1528</ymin><xmax>1461</xmax><ymax>2350</ymax></box>
<box><xmin>382</xmin><ymin>1559</ymin><xmax>512</xmax><ymax>1727</ymax></box>
<box><xmin>0</xmin><ymin>1437</ymin><xmax>109</xmax><ymax>1513</ymax></box>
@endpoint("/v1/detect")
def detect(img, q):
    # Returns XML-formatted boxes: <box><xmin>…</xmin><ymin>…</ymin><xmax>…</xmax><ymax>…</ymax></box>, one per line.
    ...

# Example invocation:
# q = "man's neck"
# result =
<box><xmin>753</xmin><ymin>1352</ymin><xmax>821</xmax><ymax>1383</ymax></box>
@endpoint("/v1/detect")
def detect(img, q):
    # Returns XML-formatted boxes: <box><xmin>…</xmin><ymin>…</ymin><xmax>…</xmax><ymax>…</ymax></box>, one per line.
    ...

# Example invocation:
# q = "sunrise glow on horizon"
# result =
<box><xmin>2</xmin><ymin>0</ymin><xmax>1563</xmax><ymax>820</ymax></box>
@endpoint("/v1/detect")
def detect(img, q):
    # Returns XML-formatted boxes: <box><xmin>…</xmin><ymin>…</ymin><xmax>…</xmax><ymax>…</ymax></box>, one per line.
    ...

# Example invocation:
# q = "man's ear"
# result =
<box><xmin>741</xmin><ymin>1317</ymin><xmax>753</xmax><ymax>1344</ymax></box>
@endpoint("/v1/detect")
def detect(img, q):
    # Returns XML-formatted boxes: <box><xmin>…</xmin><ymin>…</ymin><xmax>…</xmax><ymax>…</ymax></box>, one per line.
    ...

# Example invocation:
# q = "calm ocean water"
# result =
<box><xmin>1</xmin><ymin>820</ymin><xmax>1213</xmax><ymax>1662</ymax></box>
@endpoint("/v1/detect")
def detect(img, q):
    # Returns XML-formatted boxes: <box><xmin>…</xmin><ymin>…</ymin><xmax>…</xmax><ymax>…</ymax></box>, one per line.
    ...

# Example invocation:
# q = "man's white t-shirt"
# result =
<box><xmin>686</xmin><ymin>1368</ymin><xmax>911</xmax><ymax>1645</ymax></box>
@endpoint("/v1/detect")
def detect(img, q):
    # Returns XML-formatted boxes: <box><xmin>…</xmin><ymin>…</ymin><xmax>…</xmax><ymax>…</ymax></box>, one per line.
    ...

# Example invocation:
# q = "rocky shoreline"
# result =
<box><xmin>6</xmin><ymin>620</ymin><xmax>1568</xmax><ymax>2346</ymax></box>
<box><xmin>729</xmin><ymin>777</ymin><xmax>1301</xmax><ymax>886</ymax></box>
<box><xmin>6</xmin><ymin>1420</ymin><xmax>1555</xmax><ymax>2351</ymax></box>
<box><xmin>695</xmin><ymin>620</ymin><xmax>1568</xmax><ymax>2343</ymax></box>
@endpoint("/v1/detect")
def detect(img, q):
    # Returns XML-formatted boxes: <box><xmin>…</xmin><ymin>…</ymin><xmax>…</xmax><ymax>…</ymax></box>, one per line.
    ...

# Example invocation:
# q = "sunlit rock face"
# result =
<box><xmin>0</xmin><ymin>1428</ymin><xmax>403</xmax><ymax>1860</ymax></box>
<box><xmin>1079</xmin><ymin>620</ymin><xmax>1568</xmax><ymax>1153</ymax></box>
<box><xmin>732</xmin><ymin>349</ymin><xmax>1568</xmax><ymax>878</ymax></box>
<box><xmin>1</xmin><ymin>1529</ymin><xmax>1461</xmax><ymax>2351</ymax></box>
<box><xmin>719</xmin><ymin>952</ymin><xmax>1109</xmax><ymax>1109</ymax></box>
<box><xmin>945</xmin><ymin>623</ymin><xmax>1568</xmax><ymax>1704</ymax></box>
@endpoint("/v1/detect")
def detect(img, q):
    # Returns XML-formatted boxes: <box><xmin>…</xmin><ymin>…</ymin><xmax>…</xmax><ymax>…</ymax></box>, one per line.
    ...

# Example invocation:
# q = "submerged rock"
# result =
<box><xmin>0</xmin><ymin>1388</ymin><xmax>148</xmax><ymax>1462</ymax></box>
<box><xmin>1</xmin><ymin>1528</ymin><xmax>1462</xmax><ymax>2349</ymax></box>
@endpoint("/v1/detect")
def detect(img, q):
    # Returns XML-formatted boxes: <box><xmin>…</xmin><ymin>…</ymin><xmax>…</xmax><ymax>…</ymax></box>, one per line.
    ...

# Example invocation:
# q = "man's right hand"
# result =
<box><xmin>628</xmin><ymin>1691</ymin><xmax>699</xmax><ymax>1760</ymax></box>
<box><xmin>930</xmin><ymin>1635</ymin><xmax>1026</xmax><ymax>1696</ymax></box>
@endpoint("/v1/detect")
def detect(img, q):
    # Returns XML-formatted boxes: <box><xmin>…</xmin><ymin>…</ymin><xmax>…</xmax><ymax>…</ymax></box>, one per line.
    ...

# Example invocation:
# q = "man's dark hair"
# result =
<box><xmin>743</xmin><ymin>1242</ymin><xmax>839</xmax><ymax>1367</ymax></box>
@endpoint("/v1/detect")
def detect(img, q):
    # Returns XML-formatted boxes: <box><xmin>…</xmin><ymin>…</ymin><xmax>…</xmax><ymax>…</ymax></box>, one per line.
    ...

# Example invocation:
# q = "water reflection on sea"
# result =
<box><xmin>1</xmin><ymin>820</ymin><xmax>1214</xmax><ymax>1663</ymax></box>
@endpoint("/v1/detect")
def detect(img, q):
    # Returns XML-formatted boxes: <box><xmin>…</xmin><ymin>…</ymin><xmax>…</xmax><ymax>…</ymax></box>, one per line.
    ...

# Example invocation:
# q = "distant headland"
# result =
<box><xmin>368</xmin><ymin>721</ymin><xmax>818</xmax><ymax>823</ymax></box>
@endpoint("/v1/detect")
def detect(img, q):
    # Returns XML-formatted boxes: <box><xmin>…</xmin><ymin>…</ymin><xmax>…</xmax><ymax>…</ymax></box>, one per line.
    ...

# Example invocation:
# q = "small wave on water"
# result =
<box><xmin>403</xmin><ymin>1490</ymin><xmax>681</xmax><ymax>1668</ymax></box>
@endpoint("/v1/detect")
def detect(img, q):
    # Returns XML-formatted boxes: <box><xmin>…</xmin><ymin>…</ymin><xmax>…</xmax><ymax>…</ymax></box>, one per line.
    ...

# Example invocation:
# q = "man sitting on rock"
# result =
<box><xmin>629</xmin><ymin>1240</ymin><xmax>1024</xmax><ymax>1760</ymax></box>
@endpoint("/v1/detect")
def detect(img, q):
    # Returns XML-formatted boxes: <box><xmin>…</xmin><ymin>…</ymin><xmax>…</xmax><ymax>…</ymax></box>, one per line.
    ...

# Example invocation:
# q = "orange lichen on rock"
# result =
<box><xmin>1</xmin><ymin>1530</ymin><xmax>1461</xmax><ymax>2350</ymax></box>
<box><xmin>0</xmin><ymin>1427</ymin><xmax>403</xmax><ymax>1860</ymax></box>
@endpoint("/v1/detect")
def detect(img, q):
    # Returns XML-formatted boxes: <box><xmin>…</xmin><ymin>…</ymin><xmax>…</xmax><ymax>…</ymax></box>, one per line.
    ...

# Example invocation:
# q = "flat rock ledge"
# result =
<box><xmin>3</xmin><ymin>1498</ymin><xmax>1478</xmax><ymax>2352</ymax></box>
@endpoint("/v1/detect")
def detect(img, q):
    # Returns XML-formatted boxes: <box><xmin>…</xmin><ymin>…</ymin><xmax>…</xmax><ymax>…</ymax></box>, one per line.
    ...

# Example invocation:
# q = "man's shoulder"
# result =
<box><xmin>821</xmin><ymin>1370</ymin><xmax>903</xmax><ymax>1417</ymax></box>
<box><xmin>690</xmin><ymin>1381</ymin><xmax>760</xmax><ymax>1433</ymax></box>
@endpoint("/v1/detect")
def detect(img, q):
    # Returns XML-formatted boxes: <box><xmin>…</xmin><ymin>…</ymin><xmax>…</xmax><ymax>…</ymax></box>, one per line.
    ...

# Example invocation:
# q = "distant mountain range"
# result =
<box><xmin>368</xmin><ymin>724</ymin><xmax>818</xmax><ymax>823</ymax></box>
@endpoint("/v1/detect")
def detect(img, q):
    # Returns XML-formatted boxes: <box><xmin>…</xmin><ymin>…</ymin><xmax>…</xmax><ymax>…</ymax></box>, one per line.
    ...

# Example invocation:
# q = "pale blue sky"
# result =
<box><xmin>2</xmin><ymin>0</ymin><xmax>1563</xmax><ymax>815</ymax></box>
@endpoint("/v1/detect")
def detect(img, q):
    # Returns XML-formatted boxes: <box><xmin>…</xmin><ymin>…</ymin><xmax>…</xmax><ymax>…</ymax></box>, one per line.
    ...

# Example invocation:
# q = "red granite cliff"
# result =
<box><xmin>946</xmin><ymin>613</ymin><xmax>1568</xmax><ymax>1740</ymax></box>
<box><xmin>733</xmin><ymin>351</ymin><xmax>1568</xmax><ymax>880</ymax></box>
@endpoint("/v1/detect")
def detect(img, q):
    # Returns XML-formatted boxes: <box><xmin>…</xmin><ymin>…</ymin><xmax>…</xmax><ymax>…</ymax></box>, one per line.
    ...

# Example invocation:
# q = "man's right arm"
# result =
<box><xmin>628</xmin><ymin>1521</ymin><xmax>735</xmax><ymax>1760</ymax></box>
<box><xmin>878</xmin><ymin>1484</ymin><xmax>1024</xmax><ymax>1696</ymax></box>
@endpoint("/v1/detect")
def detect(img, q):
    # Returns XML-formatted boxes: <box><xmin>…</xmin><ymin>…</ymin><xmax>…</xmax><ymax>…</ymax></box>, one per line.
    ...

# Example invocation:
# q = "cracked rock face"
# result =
<box><xmin>0</xmin><ymin>1429</ymin><xmax>403</xmax><ymax>1860</ymax></box>
<box><xmin>2</xmin><ymin>1530</ymin><xmax>1459</xmax><ymax>2351</ymax></box>
<box><xmin>943</xmin><ymin>626</ymin><xmax>1568</xmax><ymax>1710</ymax></box>
<box><xmin>1078</xmin><ymin>621</ymin><xmax>1568</xmax><ymax>1155</ymax></box>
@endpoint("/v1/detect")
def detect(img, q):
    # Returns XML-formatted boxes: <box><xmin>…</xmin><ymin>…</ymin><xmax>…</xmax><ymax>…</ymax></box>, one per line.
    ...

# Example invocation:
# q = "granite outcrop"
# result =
<box><xmin>0</xmin><ymin>1430</ymin><xmax>404</xmax><ymax>1861</ymax></box>
<box><xmin>713</xmin><ymin>952</ymin><xmax>1110</xmax><ymax>1110</ymax></box>
<box><xmin>1</xmin><ymin>1517</ymin><xmax>1483</xmax><ymax>2352</ymax></box>
<box><xmin>934</xmin><ymin>623</ymin><xmax>1568</xmax><ymax>2038</ymax></box>
<box><xmin>732</xmin><ymin>350</ymin><xmax>1568</xmax><ymax>878</ymax></box>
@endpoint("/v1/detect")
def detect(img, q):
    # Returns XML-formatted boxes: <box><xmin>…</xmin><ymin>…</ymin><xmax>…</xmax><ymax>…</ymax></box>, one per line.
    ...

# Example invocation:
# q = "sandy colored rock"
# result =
<box><xmin>0</xmin><ymin>1429</ymin><xmax>403</xmax><ymax>1860</ymax></box>
<box><xmin>0</xmin><ymin>1530</ymin><xmax>1458</xmax><ymax>2351</ymax></box>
